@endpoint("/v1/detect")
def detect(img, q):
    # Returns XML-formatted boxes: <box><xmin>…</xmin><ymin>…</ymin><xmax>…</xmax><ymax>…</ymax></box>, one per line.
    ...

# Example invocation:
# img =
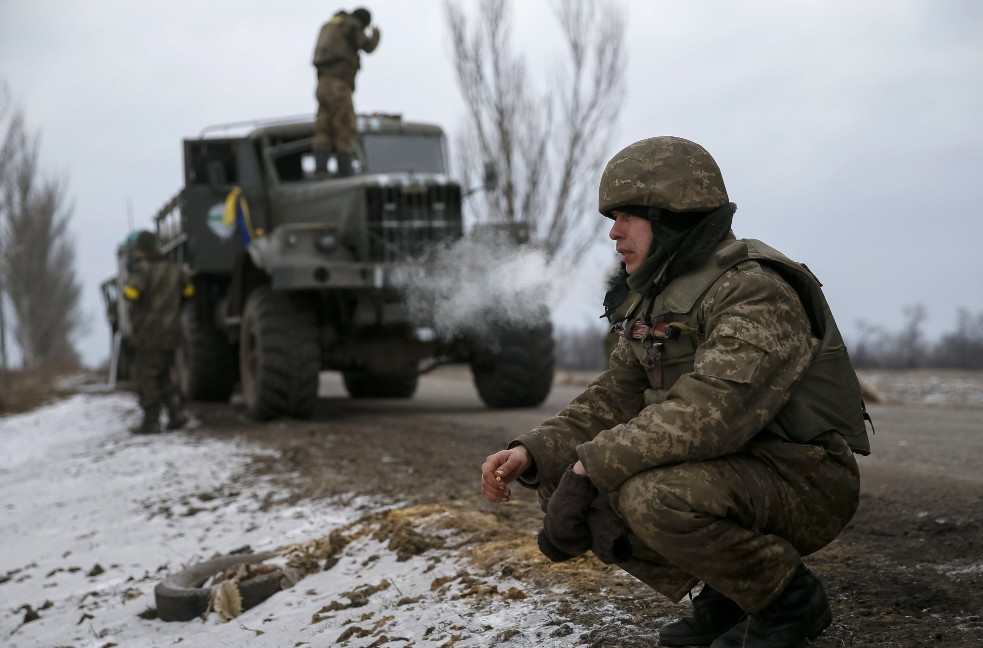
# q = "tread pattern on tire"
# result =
<box><xmin>472</xmin><ymin>321</ymin><xmax>555</xmax><ymax>408</ymax></box>
<box><xmin>181</xmin><ymin>303</ymin><xmax>237</xmax><ymax>402</ymax></box>
<box><xmin>241</xmin><ymin>287</ymin><xmax>320</xmax><ymax>420</ymax></box>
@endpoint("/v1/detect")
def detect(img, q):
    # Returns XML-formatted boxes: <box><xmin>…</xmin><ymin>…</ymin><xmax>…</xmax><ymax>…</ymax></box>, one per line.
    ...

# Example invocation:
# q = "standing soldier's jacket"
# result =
<box><xmin>514</xmin><ymin>234</ymin><xmax>870</xmax><ymax>494</ymax></box>
<box><xmin>313</xmin><ymin>11</ymin><xmax>380</xmax><ymax>89</ymax></box>
<box><xmin>124</xmin><ymin>255</ymin><xmax>192</xmax><ymax>349</ymax></box>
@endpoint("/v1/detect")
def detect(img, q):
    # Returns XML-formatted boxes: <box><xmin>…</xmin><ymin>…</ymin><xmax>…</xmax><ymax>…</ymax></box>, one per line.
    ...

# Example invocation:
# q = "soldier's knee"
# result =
<box><xmin>617</xmin><ymin>470</ymin><xmax>698</xmax><ymax>540</ymax></box>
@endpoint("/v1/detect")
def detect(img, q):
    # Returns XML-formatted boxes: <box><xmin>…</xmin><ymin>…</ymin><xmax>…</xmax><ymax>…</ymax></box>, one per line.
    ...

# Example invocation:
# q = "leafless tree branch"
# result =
<box><xmin>445</xmin><ymin>0</ymin><xmax>626</xmax><ymax>263</ymax></box>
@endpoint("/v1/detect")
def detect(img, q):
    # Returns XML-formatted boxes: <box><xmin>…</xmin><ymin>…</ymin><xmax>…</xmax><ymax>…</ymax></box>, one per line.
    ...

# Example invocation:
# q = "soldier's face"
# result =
<box><xmin>609</xmin><ymin>211</ymin><xmax>654</xmax><ymax>274</ymax></box>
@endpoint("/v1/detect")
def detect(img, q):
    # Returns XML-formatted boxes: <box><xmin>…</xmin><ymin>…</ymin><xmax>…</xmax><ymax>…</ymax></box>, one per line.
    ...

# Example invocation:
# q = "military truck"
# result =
<box><xmin>136</xmin><ymin>113</ymin><xmax>553</xmax><ymax>419</ymax></box>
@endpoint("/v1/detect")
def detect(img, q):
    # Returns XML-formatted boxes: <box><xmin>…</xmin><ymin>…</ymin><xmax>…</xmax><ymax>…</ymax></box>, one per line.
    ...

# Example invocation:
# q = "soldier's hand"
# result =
<box><xmin>481</xmin><ymin>446</ymin><xmax>530</xmax><ymax>503</ymax></box>
<box><xmin>540</xmin><ymin>465</ymin><xmax>598</xmax><ymax>558</ymax></box>
<box><xmin>371</xmin><ymin>26</ymin><xmax>380</xmax><ymax>38</ymax></box>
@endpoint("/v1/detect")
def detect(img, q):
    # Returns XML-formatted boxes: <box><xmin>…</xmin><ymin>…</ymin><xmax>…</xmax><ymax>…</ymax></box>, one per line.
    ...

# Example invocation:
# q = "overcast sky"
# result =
<box><xmin>2</xmin><ymin>0</ymin><xmax>981</xmax><ymax>367</ymax></box>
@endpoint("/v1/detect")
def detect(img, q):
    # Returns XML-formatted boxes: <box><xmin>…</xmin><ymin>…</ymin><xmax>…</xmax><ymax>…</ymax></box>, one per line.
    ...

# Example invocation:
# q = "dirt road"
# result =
<box><xmin>191</xmin><ymin>370</ymin><xmax>983</xmax><ymax>647</ymax></box>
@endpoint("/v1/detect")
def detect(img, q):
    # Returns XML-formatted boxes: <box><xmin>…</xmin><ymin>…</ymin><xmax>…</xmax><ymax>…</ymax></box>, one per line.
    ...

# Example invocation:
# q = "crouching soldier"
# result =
<box><xmin>481</xmin><ymin>136</ymin><xmax>871</xmax><ymax>648</ymax></box>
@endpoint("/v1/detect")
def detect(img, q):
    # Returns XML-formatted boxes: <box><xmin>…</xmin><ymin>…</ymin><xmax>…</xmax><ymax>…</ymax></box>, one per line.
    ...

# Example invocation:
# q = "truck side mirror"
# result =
<box><xmin>482</xmin><ymin>161</ymin><xmax>498</xmax><ymax>192</ymax></box>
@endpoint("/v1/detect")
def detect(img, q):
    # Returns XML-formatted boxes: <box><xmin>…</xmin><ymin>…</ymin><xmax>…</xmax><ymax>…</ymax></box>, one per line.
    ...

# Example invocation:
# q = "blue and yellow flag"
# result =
<box><xmin>223</xmin><ymin>187</ymin><xmax>256</xmax><ymax>246</ymax></box>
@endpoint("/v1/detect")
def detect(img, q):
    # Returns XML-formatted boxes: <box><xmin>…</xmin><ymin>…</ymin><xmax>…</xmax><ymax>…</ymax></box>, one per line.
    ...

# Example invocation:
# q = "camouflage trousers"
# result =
<box><xmin>134</xmin><ymin>346</ymin><xmax>182</xmax><ymax>422</ymax></box>
<box><xmin>314</xmin><ymin>75</ymin><xmax>357</xmax><ymax>154</ymax></box>
<box><xmin>611</xmin><ymin>431</ymin><xmax>860</xmax><ymax>613</ymax></box>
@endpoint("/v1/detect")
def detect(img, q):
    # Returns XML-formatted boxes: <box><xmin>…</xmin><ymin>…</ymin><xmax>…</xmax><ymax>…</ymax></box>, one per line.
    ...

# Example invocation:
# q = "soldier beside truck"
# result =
<box><xmin>103</xmin><ymin>113</ymin><xmax>555</xmax><ymax>421</ymax></box>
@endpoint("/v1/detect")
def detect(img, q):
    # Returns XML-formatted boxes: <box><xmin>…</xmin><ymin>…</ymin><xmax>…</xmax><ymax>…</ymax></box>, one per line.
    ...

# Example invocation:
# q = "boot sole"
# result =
<box><xmin>659</xmin><ymin>616</ymin><xmax>747</xmax><ymax>647</ymax></box>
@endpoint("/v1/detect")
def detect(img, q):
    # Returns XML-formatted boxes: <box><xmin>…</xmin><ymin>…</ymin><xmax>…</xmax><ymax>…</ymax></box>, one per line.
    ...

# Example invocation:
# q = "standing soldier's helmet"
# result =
<box><xmin>352</xmin><ymin>8</ymin><xmax>372</xmax><ymax>27</ymax></box>
<box><xmin>598</xmin><ymin>136</ymin><xmax>729</xmax><ymax>217</ymax></box>
<box><xmin>133</xmin><ymin>230</ymin><xmax>159</xmax><ymax>253</ymax></box>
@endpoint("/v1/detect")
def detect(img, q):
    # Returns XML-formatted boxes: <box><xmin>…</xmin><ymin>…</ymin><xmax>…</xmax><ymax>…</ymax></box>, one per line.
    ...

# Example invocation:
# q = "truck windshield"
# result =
<box><xmin>361</xmin><ymin>134</ymin><xmax>445</xmax><ymax>174</ymax></box>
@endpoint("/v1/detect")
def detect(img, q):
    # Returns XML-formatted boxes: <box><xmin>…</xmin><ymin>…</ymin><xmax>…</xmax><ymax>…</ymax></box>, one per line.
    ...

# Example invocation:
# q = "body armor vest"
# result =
<box><xmin>621</xmin><ymin>238</ymin><xmax>871</xmax><ymax>455</ymax></box>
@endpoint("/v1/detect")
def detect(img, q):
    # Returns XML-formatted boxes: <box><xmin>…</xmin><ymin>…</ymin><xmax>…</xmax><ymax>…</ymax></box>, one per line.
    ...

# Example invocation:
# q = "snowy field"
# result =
<box><xmin>0</xmin><ymin>385</ymin><xmax>586</xmax><ymax>648</ymax></box>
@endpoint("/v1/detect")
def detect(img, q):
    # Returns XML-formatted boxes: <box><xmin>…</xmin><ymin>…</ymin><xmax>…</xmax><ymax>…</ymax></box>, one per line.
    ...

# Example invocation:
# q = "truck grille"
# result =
<box><xmin>365</xmin><ymin>185</ymin><xmax>463</xmax><ymax>263</ymax></box>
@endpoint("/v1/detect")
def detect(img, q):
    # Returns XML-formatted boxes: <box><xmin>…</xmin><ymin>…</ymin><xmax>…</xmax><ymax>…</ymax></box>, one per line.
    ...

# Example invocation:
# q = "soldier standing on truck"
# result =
<box><xmin>124</xmin><ymin>230</ymin><xmax>192</xmax><ymax>435</ymax></box>
<box><xmin>481</xmin><ymin>136</ymin><xmax>871</xmax><ymax>648</ymax></box>
<box><xmin>312</xmin><ymin>7</ymin><xmax>381</xmax><ymax>177</ymax></box>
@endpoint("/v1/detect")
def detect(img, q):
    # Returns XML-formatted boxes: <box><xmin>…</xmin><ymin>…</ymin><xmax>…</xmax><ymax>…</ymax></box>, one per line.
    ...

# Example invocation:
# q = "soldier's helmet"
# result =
<box><xmin>352</xmin><ymin>8</ymin><xmax>372</xmax><ymax>27</ymax></box>
<box><xmin>598</xmin><ymin>136</ymin><xmax>729</xmax><ymax>217</ymax></box>
<box><xmin>132</xmin><ymin>230</ymin><xmax>159</xmax><ymax>253</ymax></box>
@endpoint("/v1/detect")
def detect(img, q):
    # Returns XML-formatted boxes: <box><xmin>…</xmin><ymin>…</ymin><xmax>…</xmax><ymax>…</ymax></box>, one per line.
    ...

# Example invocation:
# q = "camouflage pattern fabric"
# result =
<box><xmin>125</xmin><ymin>256</ymin><xmax>187</xmax><ymax>349</ymax></box>
<box><xmin>312</xmin><ymin>11</ymin><xmax>380</xmax><ymax>90</ymax></box>
<box><xmin>133</xmin><ymin>346</ymin><xmax>182</xmax><ymax>422</ymax></box>
<box><xmin>598</xmin><ymin>136</ymin><xmax>729</xmax><ymax>215</ymax></box>
<box><xmin>314</xmin><ymin>76</ymin><xmax>358</xmax><ymax>154</ymax></box>
<box><xmin>615</xmin><ymin>430</ymin><xmax>858</xmax><ymax>612</ymax></box>
<box><xmin>511</xmin><ymin>235</ymin><xmax>862</xmax><ymax>612</ymax></box>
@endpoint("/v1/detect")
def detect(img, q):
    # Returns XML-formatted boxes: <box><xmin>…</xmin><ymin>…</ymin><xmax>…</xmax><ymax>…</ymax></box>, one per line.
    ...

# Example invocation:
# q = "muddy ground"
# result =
<box><xmin>187</xmin><ymin>370</ymin><xmax>981</xmax><ymax>647</ymax></box>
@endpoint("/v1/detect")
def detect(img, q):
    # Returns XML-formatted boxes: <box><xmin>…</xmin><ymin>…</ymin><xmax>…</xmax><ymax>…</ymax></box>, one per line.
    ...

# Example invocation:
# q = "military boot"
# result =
<box><xmin>710</xmin><ymin>566</ymin><xmax>832</xmax><ymax>648</ymax></box>
<box><xmin>314</xmin><ymin>149</ymin><xmax>330</xmax><ymax>175</ymax></box>
<box><xmin>131</xmin><ymin>412</ymin><xmax>161</xmax><ymax>435</ymax></box>
<box><xmin>165</xmin><ymin>410</ymin><xmax>189</xmax><ymax>431</ymax></box>
<box><xmin>659</xmin><ymin>585</ymin><xmax>746</xmax><ymax>646</ymax></box>
<box><xmin>335</xmin><ymin>152</ymin><xmax>354</xmax><ymax>177</ymax></box>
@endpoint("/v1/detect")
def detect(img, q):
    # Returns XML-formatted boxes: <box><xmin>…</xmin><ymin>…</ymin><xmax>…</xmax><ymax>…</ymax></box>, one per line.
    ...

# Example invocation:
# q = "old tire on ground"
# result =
<box><xmin>240</xmin><ymin>287</ymin><xmax>320</xmax><ymax>420</ymax></box>
<box><xmin>343</xmin><ymin>372</ymin><xmax>419</xmax><ymax>398</ymax></box>
<box><xmin>177</xmin><ymin>302</ymin><xmax>237</xmax><ymax>402</ymax></box>
<box><xmin>154</xmin><ymin>551</ymin><xmax>282</xmax><ymax>622</ymax></box>
<box><xmin>471</xmin><ymin>320</ymin><xmax>555</xmax><ymax>408</ymax></box>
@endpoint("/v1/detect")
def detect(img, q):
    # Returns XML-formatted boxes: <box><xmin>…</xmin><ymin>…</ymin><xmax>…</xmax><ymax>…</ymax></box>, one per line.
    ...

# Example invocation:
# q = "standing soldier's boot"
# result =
<box><xmin>659</xmin><ymin>585</ymin><xmax>746</xmax><ymax>646</ymax></box>
<box><xmin>164</xmin><ymin>392</ymin><xmax>188</xmax><ymax>430</ymax></box>
<box><xmin>710</xmin><ymin>566</ymin><xmax>832</xmax><ymax>648</ymax></box>
<box><xmin>131</xmin><ymin>408</ymin><xmax>161</xmax><ymax>435</ymax></box>
<box><xmin>336</xmin><ymin>152</ymin><xmax>354</xmax><ymax>177</ymax></box>
<box><xmin>314</xmin><ymin>149</ymin><xmax>331</xmax><ymax>175</ymax></box>
<box><xmin>165</xmin><ymin>408</ymin><xmax>189</xmax><ymax>431</ymax></box>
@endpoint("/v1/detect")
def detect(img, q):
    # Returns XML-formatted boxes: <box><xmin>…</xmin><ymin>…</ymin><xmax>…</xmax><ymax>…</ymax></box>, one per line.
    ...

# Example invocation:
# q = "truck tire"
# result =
<box><xmin>240</xmin><ymin>287</ymin><xmax>320</xmax><ymax>420</ymax></box>
<box><xmin>178</xmin><ymin>303</ymin><xmax>237</xmax><ymax>402</ymax></box>
<box><xmin>343</xmin><ymin>372</ymin><xmax>419</xmax><ymax>399</ymax></box>
<box><xmin>154</xmin><ymin>551</ymin><xmax>281</xmax><ymax>622</ymax></box>
<box><xmin>471</xmin><ymin>321</ymin><xmax>555</xmax><ymax>408</ymax></box>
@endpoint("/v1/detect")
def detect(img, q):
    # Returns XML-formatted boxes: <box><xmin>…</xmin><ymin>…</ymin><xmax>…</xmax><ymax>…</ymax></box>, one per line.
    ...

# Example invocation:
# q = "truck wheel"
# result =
<box><xmin>240</xmin><ymin>287</ymin><xmax>320</xmax><ymax>420</ymax></box>
<box><xmin>154</xmin><ymin>551</ymin><xmax>281</xmax><ymax>622</ymax></box>
<box><xmin>471</xmin><ymin>321</ymin><xmax>555</xmax><ymax>408</ymax></box>
<box><xmin>178</xmin><ymin>303</ymin><xmax>237</xmax><ymax>402</ymax></box>
<box><xmin>342</xmin><ymin>372</ymin><xmax>419</xmax><ymax>399</ymax></box>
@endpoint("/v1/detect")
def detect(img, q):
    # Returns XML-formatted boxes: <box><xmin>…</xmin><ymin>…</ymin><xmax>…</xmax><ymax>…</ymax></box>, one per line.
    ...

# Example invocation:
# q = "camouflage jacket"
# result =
<box><xmin>513</xmin><ymin>234</ymin><xmax>868</xmax><ymax>494</ymax></box>
<box><xmin>124</xmin><ymin>256</ymin><xmax>190</xmax><ymax>349</ymax></box>
<box><xmin>312</xmin><ymin>12</ymin><xmax>380</xmax><ymax>88</ymax></box>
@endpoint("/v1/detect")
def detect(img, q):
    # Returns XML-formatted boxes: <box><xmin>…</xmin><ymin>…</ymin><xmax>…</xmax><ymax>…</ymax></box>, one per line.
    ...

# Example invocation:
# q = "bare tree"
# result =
<box><xmin>0</xmin><ymin>81</ymin><xmax>82</xmax><ymax>369</ymax></box>
<box><xmin>445</xmin><ymin>0</ymin><xmax>626</xmax><ymax>263</ymax></box>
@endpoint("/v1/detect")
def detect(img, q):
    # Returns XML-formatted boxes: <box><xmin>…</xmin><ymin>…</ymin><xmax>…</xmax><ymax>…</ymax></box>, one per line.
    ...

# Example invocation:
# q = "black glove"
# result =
<box><xmin>537</xmin><ymin>466</ymin><xmax>598</xmax><ymax>562</ymax></box>
<box><xmin>586</xmin><ymin>504</ymin><xmax>633</xmax><ymax>564</ymax></box>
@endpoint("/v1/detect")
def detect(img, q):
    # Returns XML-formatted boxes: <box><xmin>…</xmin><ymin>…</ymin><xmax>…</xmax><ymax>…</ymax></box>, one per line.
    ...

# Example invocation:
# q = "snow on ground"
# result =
<box><xmin>0</xmin><ymin>387</ymin><xmax>585</xmax><ymax>648</ymax></box>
